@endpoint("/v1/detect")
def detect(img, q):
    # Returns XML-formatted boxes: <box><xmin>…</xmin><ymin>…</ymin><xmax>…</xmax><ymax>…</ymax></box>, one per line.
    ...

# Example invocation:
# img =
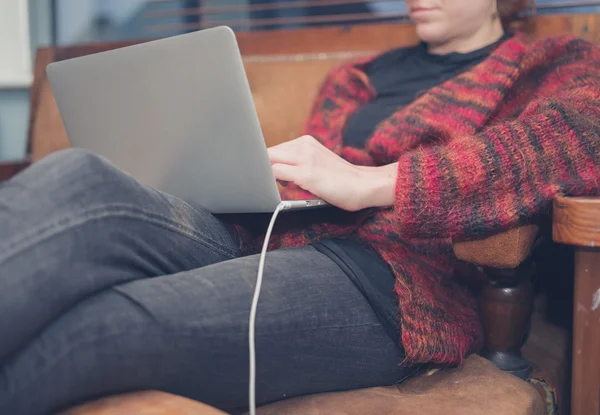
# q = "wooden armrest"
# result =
<box><xmin>453</xmin><ymin>225</ymin><xmax>539</xmax><ymax>269</ymax></box>
<box><xmin>553</xmin><ymin>196</ymin><xmax>600</xmax><ymax>247</ymax></box>
<box><xmin>0</xmin><ymin>160</ymin><xmax>30</xmax><ymax>182</ymax></box>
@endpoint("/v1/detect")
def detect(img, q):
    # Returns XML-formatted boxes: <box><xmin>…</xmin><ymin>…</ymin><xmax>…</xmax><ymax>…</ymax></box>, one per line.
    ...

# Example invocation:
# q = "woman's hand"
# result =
<box><xmin>267</xmin><ymin>135</ymin><xmax>397</xmax><ymax>212</ymax></box>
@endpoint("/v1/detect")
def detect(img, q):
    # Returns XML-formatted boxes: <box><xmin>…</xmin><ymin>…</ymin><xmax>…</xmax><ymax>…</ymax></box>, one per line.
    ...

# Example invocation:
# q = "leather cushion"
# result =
<box><xmin>246</xmin><ymin>58</ymin><xmax>340</xmax><ymax>148</ymax></box>
<box><xmin>60</xmin><ymin>356</ymin><xmax>543</xmax><ymax>415</ymax></box>
<box><xmin>256</xmin><ymin>355</ymin><xmax>544</xmax><ymax>415</ymax></box>
<box><xmin>60</xmin><ymin>391</ymin><xmax>228</xmax><ymax>415</ymax></box>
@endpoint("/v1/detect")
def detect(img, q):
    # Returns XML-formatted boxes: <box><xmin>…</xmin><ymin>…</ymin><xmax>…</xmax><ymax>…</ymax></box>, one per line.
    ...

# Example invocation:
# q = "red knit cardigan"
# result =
<box><xmin>237</xmin><ymin>33</ymin><xmax>600</xmax><ymax>366</ymax></box>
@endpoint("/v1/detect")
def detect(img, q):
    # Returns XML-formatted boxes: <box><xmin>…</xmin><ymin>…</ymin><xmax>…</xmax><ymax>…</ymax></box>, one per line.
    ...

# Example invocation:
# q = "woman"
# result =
<box><xmin>1</xmin><ymin>0</ymin><xmax>599</xmax><ymax>413</ymax></box>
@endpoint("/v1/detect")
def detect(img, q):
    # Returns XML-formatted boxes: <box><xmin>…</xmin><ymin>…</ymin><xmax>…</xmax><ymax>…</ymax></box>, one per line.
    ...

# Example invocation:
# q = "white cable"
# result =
<box><xmin>249</xmin><ymin>202</ymin><xmax>288</xmax><ymax>415</ymax></box>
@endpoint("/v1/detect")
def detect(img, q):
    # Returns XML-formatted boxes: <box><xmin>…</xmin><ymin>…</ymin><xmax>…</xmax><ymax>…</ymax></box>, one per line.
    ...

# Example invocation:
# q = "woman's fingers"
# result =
<box><xmin>267</xmin><ymin>145</ymin><xmax>300</xmax><ymax>166</ymax></box>
<box><xmin>267</xmin><ymin>135</ymin><xmax>321</xmax><ymax>165</ymax></box>
<box><xmin>271</xmin><ymin>163</ymin><xmax>302</xmax><ymax>183</ymax></box>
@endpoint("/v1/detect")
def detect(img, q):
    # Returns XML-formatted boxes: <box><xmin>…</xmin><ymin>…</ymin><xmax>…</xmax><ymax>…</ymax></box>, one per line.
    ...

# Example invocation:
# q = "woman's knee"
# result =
<box><xmin>38</xmin><ymin>148</ymin><xmax>127</xmax><ymax>187</ymax></box>
<box><xmin>21</xmin><ymin>148</ymin><xmax>151</xmax><ymax>209</ymax></box>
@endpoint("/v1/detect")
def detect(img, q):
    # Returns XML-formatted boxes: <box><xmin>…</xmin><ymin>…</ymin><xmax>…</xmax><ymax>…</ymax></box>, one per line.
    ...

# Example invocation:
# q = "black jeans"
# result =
<box><xmin>0</xmin><ymin>149</ymin><xmax>413</xmax><ymax>415</ymax></box>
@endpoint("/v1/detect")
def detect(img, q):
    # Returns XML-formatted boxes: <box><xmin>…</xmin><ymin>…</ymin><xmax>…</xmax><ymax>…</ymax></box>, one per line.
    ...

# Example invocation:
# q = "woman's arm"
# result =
<box><xmin>273</xmin><ymin>78</ymin><xmax>600</xmax><ymax>236</ymax></box>
<box><xmin>276</xmin><ymin>41</ymin><xmax>600</xmax><ymax>238</ymax></box>
<box><xmin>393</xmin><ymin>80</ymin><xmax>600</xmax><ymax>240</ymax></box>
<box><xmin>355</xmin><ymin>163</ymin><xmax>398</xmax><ymax>208</ymax></box>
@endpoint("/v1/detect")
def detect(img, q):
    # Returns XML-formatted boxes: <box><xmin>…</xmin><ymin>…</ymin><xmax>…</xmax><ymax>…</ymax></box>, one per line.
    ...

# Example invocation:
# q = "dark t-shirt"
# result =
<box><xmin>314</xmin><ymin>35</ymin><xmax>509</xmax><ymax>345</ymax></box>
<box><xmin>344</xmin><ymin>35</ymin><xmax>509</xmax><ymax>148</ymax></box>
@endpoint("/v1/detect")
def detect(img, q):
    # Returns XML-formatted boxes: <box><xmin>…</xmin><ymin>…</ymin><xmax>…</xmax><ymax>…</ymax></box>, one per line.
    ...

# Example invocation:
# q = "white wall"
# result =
<box><xmin>0</xmin><ymin>0</ymin><xmax>52</xmax><ymax>161</ymax></box>
<box><xmin>0</xmin><ymin>0</ymin><xmax>32</xmax><ymax>88</ymax></box>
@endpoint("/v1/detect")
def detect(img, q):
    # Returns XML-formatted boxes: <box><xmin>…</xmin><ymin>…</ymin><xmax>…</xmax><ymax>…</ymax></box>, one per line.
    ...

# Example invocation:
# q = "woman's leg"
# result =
<box><xmin>0</xmin><ymin>148</ymin><xmax>241</xmax><ymax>362</ymax></box>
<box><xmin>0</xmin><ymin>246</ymin><xmax>412</xmax><ymax>415</ymax></box>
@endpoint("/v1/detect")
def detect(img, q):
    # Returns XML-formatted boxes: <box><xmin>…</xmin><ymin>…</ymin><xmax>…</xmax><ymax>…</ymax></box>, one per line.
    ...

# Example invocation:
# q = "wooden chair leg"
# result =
<box><xmin>479</xmin><ymin>261</ymin><xmax>535</xmax><ymax>380</ymax></box>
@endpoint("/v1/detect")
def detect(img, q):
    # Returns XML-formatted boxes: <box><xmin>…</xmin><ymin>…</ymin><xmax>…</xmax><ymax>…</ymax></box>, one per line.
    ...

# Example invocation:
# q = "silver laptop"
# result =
<box><xmin>46</xmin><ymin>26</ymin><xmax>326</xmax><ymax>213</ymax></box>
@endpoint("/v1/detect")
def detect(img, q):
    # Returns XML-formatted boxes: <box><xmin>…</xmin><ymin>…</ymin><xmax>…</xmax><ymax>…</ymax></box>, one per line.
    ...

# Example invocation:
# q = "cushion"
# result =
<box><xmin>453</xmin><ymin>225</ymin><xmax>539</xmax><ymax>269</ymax></box>
<box><xmin>60</xmin><ymin>356</ymin><xmax>542</xmax><ymax>415</ymax></box>
<box><xmin>60</xmin><ymin>391</ymin><xmax>228</xmax><ymax>415</ymax></box>
<box><xmin>256</xmin><ymin>355</ymin><xmax>544</xmax><ymax>415</ymax></box>
<box><xmin>246</xmin><ymin>58</ymin><xmax>341</xmax><ymax>147</ymax></box>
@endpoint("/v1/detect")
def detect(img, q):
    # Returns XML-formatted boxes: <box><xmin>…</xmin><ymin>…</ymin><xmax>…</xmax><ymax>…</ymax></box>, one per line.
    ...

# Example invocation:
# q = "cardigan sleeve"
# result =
<box><xmin>394</xmin><ymin>56</ymin><xmax>600</xmax><ymax>240</ymax></box>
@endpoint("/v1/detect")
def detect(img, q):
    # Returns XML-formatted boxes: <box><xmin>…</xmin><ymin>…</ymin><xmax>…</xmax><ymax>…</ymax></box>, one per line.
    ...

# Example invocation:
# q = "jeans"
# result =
<box><xmin>0</xmin><ymin>149</ymin><xmax>412</xmax><ymax>415</ymax></box>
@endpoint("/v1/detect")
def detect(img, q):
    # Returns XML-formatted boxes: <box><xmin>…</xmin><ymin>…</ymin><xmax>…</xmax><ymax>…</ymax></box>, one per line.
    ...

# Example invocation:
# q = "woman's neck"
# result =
<box><xmin>427</xmin><ymin>20</ymin><xmax>505</xmax><ymax>55</ymax></box>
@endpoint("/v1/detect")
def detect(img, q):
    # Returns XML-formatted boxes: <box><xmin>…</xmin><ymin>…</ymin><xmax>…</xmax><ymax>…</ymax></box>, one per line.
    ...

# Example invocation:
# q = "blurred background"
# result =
<box><xmin>0</xmin><ymin>0</ymin><xmax>598</xmax><ymax>162</ymax></box>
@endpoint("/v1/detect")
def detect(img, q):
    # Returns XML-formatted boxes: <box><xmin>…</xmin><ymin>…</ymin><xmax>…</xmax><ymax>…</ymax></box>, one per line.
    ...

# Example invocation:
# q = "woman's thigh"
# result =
<box><xmin>0</xmin><ymin>148</ymin><xmax>241</xmax><ymax>363</ymax></box>
<box><xmin>0</xmin><ymin>246</ymin><xmax>410</xmax><ymax>415</ymax></box>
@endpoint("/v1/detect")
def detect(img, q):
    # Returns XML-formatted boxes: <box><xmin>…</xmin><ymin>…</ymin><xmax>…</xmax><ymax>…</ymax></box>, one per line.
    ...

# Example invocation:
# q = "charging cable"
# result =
<box><xmin>248</xmin><ymin>202</ymin><xmax>288</xmax><ymax>415</ymax></box>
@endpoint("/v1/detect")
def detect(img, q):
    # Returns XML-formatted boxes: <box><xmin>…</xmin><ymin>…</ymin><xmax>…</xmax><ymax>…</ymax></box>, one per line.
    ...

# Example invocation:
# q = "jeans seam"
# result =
<box><xmin>0</xmin><ymin>203</ymin><xmax>239</xmax><ymax>265</ymax></box>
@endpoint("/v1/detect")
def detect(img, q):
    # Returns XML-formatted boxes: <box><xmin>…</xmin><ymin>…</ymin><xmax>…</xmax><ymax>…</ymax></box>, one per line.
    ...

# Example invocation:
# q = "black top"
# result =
<box><xmin>314</xmin><ymin>35</ymin><xmax>509</xmax><ymax>345</ymax></box>
<box><xmin>343</xmin><ymin>35</ymin><xmax>509</xmax><ymax>148</ymax></box>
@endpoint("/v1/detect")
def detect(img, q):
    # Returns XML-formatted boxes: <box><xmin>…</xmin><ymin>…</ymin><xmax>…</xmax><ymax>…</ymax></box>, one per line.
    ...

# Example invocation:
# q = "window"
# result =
<box><xmin>53</xmin><ymin>0</ymin><xmax>600</xmax><ymax>46</ymax></box>
<box><xmin>52</xmin><ymin>0</ymin><xmax>407</xmax><ymax>45</ymax></box>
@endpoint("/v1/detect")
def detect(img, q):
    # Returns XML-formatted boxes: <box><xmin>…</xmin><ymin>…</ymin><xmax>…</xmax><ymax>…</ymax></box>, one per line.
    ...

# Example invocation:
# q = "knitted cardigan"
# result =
<box><xmin>237</xmin><ymin>33</ymin><xmax>600</xmax><ymax>366</ymax></box>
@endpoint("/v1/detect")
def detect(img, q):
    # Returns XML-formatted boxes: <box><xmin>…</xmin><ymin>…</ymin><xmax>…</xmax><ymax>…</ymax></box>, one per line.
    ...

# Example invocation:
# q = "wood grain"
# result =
<box><xmin>570</xmin><ymin>249</ymin><xmax>600</xmax><ymax>415</ymax></box>
<box><xmin>553</xmin><ymin>196</ymin><xmax>600</xmax><ymax>248</ymax></box>
<box><xmin>553</xmin><ymin>196</ymin><xmax>600</xmax><ymax>415</ymax></box>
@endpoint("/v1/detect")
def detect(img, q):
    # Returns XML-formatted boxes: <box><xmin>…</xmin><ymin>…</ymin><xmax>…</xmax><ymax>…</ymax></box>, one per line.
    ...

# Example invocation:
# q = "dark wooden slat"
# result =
<box><xmin>145</xmin><ymin>11</ymin><xmax>407</xmax><ymax>32</ymax></box>
<box><xmin>144</xmin><ymin>0</ymin><xmax>600</xmax><ymax>20</ymax></box>
<box><xmin>146</xmin><ymin>0</ymin><xmax>600</xmax><ymax>6</ymax></box>
<box><xmin>142</xmin><ymin>0</ymin><xmax>600</xmax><ymax>33</ymax></box>
<box><xmin>535</xmin><ymin>0</ymin><xmax>600</xmax><ymax>9</ymax></box>
<box><xmin>145</xmin><ymin>0</ymin><xmax>386</xmax><ymax>19</ymax></box>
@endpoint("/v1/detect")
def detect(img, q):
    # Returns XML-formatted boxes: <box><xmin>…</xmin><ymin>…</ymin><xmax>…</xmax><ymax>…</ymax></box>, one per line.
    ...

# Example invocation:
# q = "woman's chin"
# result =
<box><xmin>414</xmin><ymin>24</ymin><xmax>449</xmax><ymax>45</ymax></box>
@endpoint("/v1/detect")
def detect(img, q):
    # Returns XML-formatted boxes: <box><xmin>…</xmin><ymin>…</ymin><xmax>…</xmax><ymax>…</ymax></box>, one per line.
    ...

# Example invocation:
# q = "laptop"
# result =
<box><xmin>46</xmin><ymin>26</ymin><xmax>327</xmax><ymax>213</ymax></box>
